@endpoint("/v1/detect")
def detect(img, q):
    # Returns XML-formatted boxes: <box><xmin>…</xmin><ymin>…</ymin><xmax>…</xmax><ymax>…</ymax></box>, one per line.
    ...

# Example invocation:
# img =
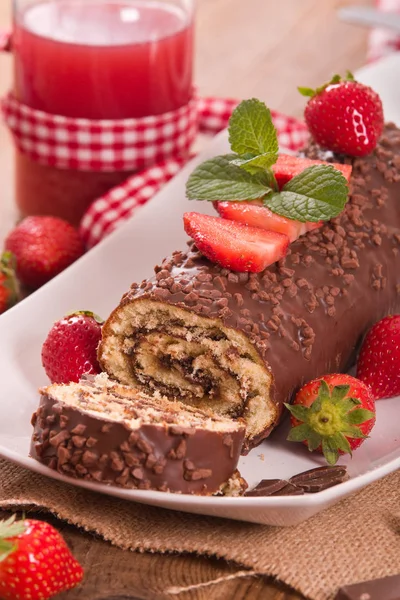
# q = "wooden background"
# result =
<box><xmin>0</xmin><ymin>0</ymin><xmax>371</xmax><ymax>598</ymax></box>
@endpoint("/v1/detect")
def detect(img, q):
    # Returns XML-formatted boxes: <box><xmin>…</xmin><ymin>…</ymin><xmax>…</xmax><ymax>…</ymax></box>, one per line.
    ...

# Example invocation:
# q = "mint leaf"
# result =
<box><xmin>186</xmin><ymin>155</ymin><xmax>272</xmax><ymax>202</ymax></box>
<box><xmin>265</xmin><ymin>164</ymin><xmax>349</xmax><ymax>222</ymax></box>
<box><xmin>228</xmin><ymin>99</ymin><xmax>278</xmax><ymax>159</ymax></box>
<box><xmin>231</xmin><ymin>153</ymin><xmax>278</xmax><ymax>175</ymax></box>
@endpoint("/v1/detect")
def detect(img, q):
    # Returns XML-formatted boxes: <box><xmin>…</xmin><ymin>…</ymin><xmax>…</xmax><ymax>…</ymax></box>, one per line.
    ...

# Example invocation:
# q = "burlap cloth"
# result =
<box><xmin>0</xmin><ymin>459</ymin><xmax>399</xmax><ymax>599</ymax></box>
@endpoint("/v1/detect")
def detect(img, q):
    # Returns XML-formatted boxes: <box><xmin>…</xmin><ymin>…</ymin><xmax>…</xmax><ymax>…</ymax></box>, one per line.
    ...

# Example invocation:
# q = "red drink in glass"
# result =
<box><xmin>12</xmin><ymin>0</ymin><xmax>194</xmax><ymax>224</ymax></box>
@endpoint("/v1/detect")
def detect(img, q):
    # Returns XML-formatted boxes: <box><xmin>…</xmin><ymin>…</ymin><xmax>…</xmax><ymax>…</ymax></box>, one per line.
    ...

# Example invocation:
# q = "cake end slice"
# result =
<box><xmin>30</xmin><ymin>374</ymin><xmax>246</xmax><ymax>495</ymax></box>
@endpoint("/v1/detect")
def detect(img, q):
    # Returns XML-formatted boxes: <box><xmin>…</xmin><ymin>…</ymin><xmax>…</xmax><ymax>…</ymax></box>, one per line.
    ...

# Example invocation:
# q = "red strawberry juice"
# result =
<box><xmin>13</xmin><ymin>0</ymin><xmax>194</xmax><ymax>224</ymax></box>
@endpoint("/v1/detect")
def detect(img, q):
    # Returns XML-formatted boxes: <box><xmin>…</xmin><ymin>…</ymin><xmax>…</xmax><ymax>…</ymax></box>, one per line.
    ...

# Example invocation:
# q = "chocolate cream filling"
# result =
<box><xmin>99</xmin><ymin>124</ymin><xmax>400</xmax><ymax>454</ymax></box>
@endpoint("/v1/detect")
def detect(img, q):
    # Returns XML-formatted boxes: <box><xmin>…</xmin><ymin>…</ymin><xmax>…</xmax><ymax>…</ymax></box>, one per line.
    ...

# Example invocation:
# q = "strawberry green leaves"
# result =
<box><xmin>186</xmin><ymin>98</ymin><xmax>350</xmax><ymax>223</ymax></box>
<box><xmin>0</xmin><ymin>515</ymin><xmax>26</xmax><ymax>562</ymax></box>
<box><xmin>298</xmin><ymin>72</ymin><xmax>354</xmax><ymax>98</ymax></box>
<box><xmin>285</xmin><ymin>380</ymin><xmax>375</xmax><ymax>465</ymax></box>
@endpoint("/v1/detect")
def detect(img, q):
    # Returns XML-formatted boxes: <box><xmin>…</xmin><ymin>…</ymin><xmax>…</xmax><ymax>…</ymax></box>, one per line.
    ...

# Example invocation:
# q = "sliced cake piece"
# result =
<box><xmin>30</xmin><ymin>374</ymin><xmax>246</xmax><ymax>495</ymax></box>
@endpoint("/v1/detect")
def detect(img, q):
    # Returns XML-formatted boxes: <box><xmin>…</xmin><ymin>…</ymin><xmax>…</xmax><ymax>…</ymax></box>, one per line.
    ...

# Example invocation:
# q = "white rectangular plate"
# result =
<box><xmin>0</xmin><ymin>56</ymin><xmax>400</xmax><ymax>526</ymax></box>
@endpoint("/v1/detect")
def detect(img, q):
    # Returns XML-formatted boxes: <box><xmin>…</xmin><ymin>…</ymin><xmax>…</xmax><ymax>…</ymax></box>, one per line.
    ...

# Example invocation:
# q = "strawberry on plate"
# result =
<box><xmin>215</xmin><ymin>201</ymin><xmax>322</xmax><ymax>242</ymax></box>
<box><xmin>5</xmin><ymin>215</ymin><xmax>85</xmax><ymax>290</ymax></box>
<box><xmin>0</xmin><ymin>515</ymin><xmax>83</xmax><ymax>600</ymax></box>
<box><xmin>285</xmin><ymin>374</ymin><xmax>376</xmax><ymax>465</ymax></box>
<box><xmin>357</xmin><ymin>315</ymin><xmax>400</xmax><ymax>400</ymax></box>
<box><xmin>0</xmin><ymin>251</ymin><xmax>20</xmax><ymax>315</ymax></box>
<box><xmin>272</xmin><ymin>154</ymin><xmax>352</xmax><ymax>188</ymax></box>
<box><xmin>183</xmin><ymin>212</ymin><xmax>289</xmax><ymax>273</ymax></box>
<box><xmin>42</xmin><ymin>311</ymin><xmax>103</xmax><ymax>384</ymax></box>
<box><xmin>300</xmin><ymin>73</ymin><xmax>384</xmax><ymax>157</ymax></box>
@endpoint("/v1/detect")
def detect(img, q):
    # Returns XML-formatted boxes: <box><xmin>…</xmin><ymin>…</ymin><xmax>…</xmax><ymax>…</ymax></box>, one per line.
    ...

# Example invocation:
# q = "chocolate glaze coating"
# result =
<box><xmin>100</xmin><ymin>124</ymin><xmax>400</xmax><ymax>449</ymax></box>
<box><xmin>30</xmin><ymin>387</ymin><xmax>245</xmax><ymax>495</ymax></box>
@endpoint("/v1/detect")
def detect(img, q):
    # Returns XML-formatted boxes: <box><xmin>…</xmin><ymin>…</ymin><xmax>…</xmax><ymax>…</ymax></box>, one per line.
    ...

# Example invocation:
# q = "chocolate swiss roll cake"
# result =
<box><xmin>30</xmin><ymin>374</ymin><xmax>246</xmax><ymax>495</ymax></box>
<box><xmin>99</xmin><ymin>124</ymin><xmax>400</xmax><ymax>453</ymax></box>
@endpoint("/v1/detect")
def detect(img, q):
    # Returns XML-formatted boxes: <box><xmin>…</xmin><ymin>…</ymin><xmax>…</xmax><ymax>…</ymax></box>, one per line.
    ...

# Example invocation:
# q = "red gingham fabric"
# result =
<box><xmin>1</xmin><ymin>93</ymin><xmax>199</xmax><ymax>172</ymax></box>
<box><xmin>368</xmin><ymin>0</ymin><xmax>400</xmax><ymax>61</ymax></box>
<box><xmin>80</xmin><ymin>157</ymin><xmax>188</xmax><ymax>248</ymax></box>
<box><xmin>80</xmin><ymin>102</ymin><xmax>309</xmax><ymax>248</ymax></box>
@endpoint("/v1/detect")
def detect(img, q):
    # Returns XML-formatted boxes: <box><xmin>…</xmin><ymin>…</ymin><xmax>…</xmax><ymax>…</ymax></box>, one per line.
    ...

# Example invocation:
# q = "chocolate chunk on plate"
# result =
<box><xmin>247</xmin><ymin>466</ymin><xmax>349</xmax><ymax>497</ymax></box>
<box><xmin>245</xmin><ymin>480</ymin><xmax>304</xmax><ymax>497</ymax></box>
<box><xmin>290</xmin><ymin>465</ymin><xmax>349</xmax><ymax>493</ymax></box>
<box><xmin>335</xmin><ymin>573</ymin><xmax>400</xmax><ymax>600</ymax></box>
<box><xmin>271</xmin><ymin>482</ymin><xmax>304</xmax><ymax>496</ymax></box>
<box><xmin>245</xmin><ymin>479</ymin><xmax>288</xmax><ymax>497</ymax></box>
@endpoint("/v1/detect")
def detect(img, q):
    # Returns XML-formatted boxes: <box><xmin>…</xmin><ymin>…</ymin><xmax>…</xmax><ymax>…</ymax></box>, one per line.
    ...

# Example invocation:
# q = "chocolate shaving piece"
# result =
<box><xmin>245</xmin><ymin>479</ymin><xmax>288</xmax><ymax>497</ymax></box>
<box><xmin>290</xmin><ymin>465</ymin><xmax>349</xmax><ymax>493</ymax></box>
<box><xmin>289</xmin><ymin>465</ymin><xmax>348</xmax><ymax>484</ymax></box>
<box><xmin>247</xmin><ymin>465</ymin><xmax>349</xmax><ymax>497</ymax></box>
<box><xmin>335</xmin><ymin>573</ymin><xmax>400</xmax><ymax>600</ymax></box>
<box><xmin>297</xmin><ymin>477</ymin><xmax>349</xmax><ymax>493</ymax></box>
<box><xmin>271</xmin><ymin>482</ymin><xmax>305</xmax><ymax>496</ymax></box>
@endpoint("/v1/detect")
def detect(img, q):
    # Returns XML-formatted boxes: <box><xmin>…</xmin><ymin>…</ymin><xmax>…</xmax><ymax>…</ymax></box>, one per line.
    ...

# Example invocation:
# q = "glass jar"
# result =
<box><xmin>12</xmin><ymin>0</ymin><xmax>195</xmax><ymax>225</ymax></box>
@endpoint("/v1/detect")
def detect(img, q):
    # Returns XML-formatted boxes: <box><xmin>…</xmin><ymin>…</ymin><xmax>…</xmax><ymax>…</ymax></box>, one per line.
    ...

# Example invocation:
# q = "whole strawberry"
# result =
<box><xmin>285</xmin><ymin>374</ymin><xmax>376</xmax><ymax>465</ymax></box>
<box><xmin>5</xmin><ymin>216</ymin><xmax>85</xmax><ymax>290</ymax></box>
<box><xmin>42</xmin><ymin>311</ymin><xmax>103</xmax><ymax>383</ymax></box>
<box><xmin>0</xmin><ymin>515</ymin><xmax>83</xmax><ymax>600</ymax></box>
<box><xmin>300</xmin><ymin>73</ymin><xmax>384</xmax><ymax>157</ymax></box>
<box><xmin>357</xmin><ymin>315</ymin><xmax>400</xmax><ymax>400</ymax></box>
<box><xmin>0</xmin><ymin>251</ymin><xmax>20</xmax><ymax>314</ymax></box>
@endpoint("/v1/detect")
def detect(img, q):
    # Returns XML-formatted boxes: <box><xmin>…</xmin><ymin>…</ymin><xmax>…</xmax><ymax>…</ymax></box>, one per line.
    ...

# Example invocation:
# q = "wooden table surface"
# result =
<box><xmin>0</xmin><ymin>0</ymin><xmax>371</xmax><ymax>598</ymax></box>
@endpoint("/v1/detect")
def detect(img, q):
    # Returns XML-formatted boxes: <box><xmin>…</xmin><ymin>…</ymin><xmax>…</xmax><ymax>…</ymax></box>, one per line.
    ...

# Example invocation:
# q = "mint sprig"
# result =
<box><xmin>186</xmin><ymin>98</ymin><xmax>350</xmax><ymax>223</ymax></box>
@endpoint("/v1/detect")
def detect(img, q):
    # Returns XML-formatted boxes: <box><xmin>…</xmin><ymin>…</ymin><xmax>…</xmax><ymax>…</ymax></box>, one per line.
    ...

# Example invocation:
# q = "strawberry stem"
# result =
<box><xmin>285</xmin><ymin>381</ymin><xmax>375</xmax><ymax>465</ymax></box>
<box><xmin>298</xmin><ymin>72</ymin><xmax>356</xmax><ymax>99</ymax></box>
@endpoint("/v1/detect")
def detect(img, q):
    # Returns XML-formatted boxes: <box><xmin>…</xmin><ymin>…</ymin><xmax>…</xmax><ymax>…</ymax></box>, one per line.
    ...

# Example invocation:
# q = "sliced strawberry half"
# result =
<box><xmin>215</xmin><ymin>201</ymin><xmax>322</xmax><ymax>242</ymax></box>
<box><xmin>183</xmin><ymin>212</ymin><xmax>289</xmax><ymax>273</ymax></box>
<box><xmin>272</xmin><ymin>154</ymin><xmax>352</xmax><ymax>188</ymax></box>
